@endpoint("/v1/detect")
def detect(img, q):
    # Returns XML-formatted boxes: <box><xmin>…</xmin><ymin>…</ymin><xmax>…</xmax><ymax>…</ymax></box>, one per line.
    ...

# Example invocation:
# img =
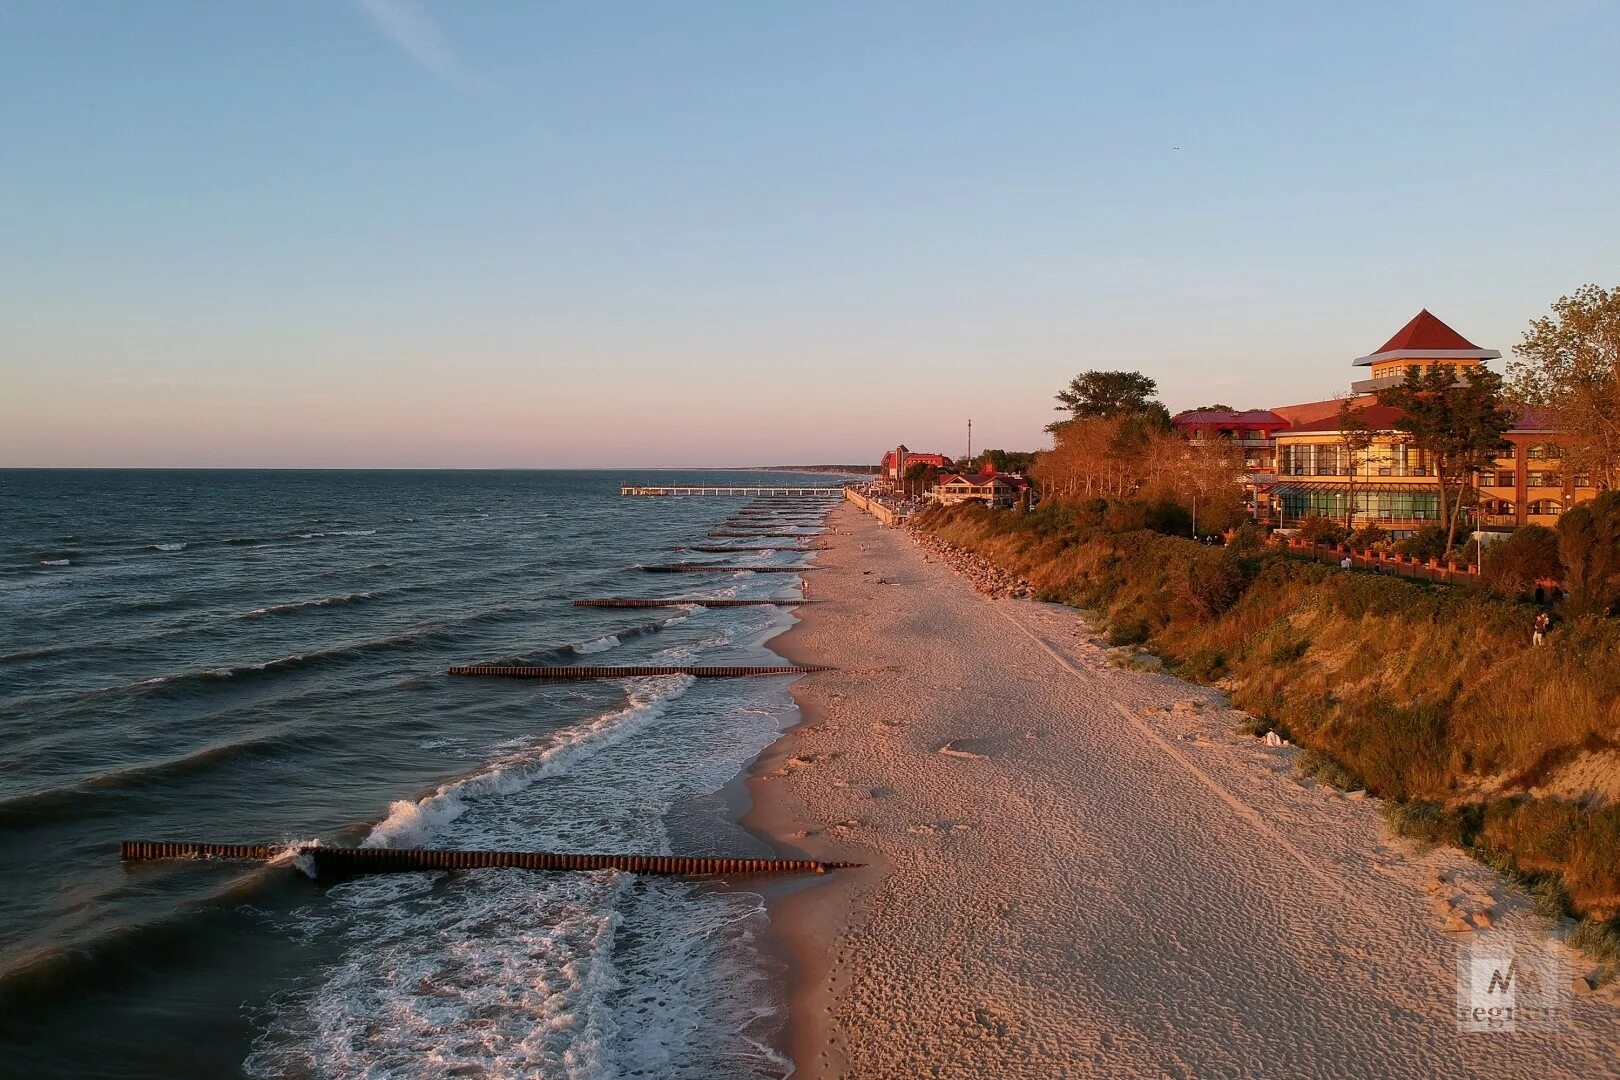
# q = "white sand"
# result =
<box><xmin>749</xmin><ymin>504</ymin><xmax>1620</xmax><ymax>1079</ymax></box>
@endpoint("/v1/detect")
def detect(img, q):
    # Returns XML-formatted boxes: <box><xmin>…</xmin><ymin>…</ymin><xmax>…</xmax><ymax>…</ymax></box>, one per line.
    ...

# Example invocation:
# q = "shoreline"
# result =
<box><xmin>745</xmin><ymin>504</ymin><xmax>866</xmax><ymax>1079</ymax></box>
<box><xmin>744</xmin><ymin>501</ymin><xmax>1620</xmax><ymax>1078</ymax></box>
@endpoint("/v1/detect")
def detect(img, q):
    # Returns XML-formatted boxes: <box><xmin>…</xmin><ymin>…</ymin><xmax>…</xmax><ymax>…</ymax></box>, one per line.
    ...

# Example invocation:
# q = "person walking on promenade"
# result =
<box><xmin>1534</xmin><ymin>611</ymin><xmax>1551</xmax><ymax>646</ymax></box>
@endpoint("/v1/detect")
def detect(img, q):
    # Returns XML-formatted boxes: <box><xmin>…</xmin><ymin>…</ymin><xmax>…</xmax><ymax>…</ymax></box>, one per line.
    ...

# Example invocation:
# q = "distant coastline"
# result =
<box><xmin>747</xmin><ymin>465</ymin><xmax>881</xmax><ymax>475</ymax></box>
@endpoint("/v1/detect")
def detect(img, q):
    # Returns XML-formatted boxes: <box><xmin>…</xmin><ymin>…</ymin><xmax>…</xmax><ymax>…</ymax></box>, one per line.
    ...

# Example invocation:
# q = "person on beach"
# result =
<box><xmin>1340</xmin><ymin>555</ymin><xmax>1353</xmax><ymax>570</ymax></box>
<box><xmin>1533</xmin><ymin>611</ymin><xmax>1551</xmax><ymax>646</ymax></box>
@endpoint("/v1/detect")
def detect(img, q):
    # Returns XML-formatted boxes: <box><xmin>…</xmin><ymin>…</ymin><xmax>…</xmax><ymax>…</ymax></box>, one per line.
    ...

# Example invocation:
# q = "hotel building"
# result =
<box><xmin>1178</xmin><ymin>310</ymin><xmax>1598</xmax><ymax>537</ymax></box>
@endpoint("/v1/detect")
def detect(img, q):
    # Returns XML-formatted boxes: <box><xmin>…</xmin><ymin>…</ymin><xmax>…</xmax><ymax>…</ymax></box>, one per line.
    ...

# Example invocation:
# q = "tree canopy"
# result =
<box><xmin>1509</xmin><ymin>283</ymin><xmax>1620</xmax><ymax>491</ymax></box>
<box><xmin>1050</xmin><ymin>371</ymin><xmax>1171</xmax><ymax>431</ymax></box>
<box><xmin>1376</xmin><ymin>365</ymin><xmax>1515</xmax><ymax>553</ymax></box>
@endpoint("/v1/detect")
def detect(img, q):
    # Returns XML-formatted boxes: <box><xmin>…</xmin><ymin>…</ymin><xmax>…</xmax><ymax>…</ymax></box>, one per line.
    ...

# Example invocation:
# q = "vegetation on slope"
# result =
<box><xmin>914</xmin><ymin>500</ymin><xmax>1620</xmax><ymax>941</ymax></box>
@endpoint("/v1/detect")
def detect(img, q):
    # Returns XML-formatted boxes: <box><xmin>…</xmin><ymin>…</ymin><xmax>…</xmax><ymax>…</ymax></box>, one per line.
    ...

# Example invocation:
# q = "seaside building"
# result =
<box><xmin>1267</xmin><ymin>310</ymin><xmax>1598</xmax><ymax>534</ymax></box>
<box><xmin>880</xmin><ymin>445</ymin><xmax>951</xmax><ymax>484</ymax></box>
<box><xmin>1170</xmin><ymin>409</ymin><xmax>1290</xmax><ymax>515</ymax></box>
<box><xmin>932</xmin><ymin>465</ymin><xmax>1031</xmax><ymax>509</ymax></box>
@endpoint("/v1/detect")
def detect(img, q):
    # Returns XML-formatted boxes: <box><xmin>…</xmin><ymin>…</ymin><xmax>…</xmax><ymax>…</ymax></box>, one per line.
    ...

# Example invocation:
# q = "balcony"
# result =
<box><xmin>1348</xmin><ymin>373</ymin><xmax>1407</xmax><ymax>394</ymax></box>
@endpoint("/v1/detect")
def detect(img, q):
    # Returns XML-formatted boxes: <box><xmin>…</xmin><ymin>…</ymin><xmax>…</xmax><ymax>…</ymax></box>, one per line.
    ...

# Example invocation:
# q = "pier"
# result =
<box><xmin>620</xmin><ymin>485</ymin><xmax>846</xmax><ymax>497</ymax></box>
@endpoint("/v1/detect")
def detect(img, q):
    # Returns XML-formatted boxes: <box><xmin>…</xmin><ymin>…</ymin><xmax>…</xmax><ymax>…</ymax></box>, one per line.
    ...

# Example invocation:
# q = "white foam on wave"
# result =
<box><xmin>39</xmin><ymin>559</ymin><xmax>70</xmax><ymax>567</ymax></box>
<box><xmin>246</xmin><ymin>872</ymin><xmax>628</xmax><ymax>1080</ymax></box>
<box><xmin>266</xmin><ymin>838</ymin><xmax>322</xmax><ymax>879</ymax></box>
<box><xmin>244</xmin><ymin>592</ymin><xmax>371</xmax><ymax>618</ymax></box>
<box><xmin>150</xmin><ymin>542</ymin><xmax>187</xmax><ymax>552</ymax></box>
<box><xmin>571</xmin><ymin>634</ymin><xmax>621</xmax><ymax>654</ymax></box>
<box><xmin>361</xmin><ymin>675</ymin><xmax>694</xmax><ymax>850</ymax></box>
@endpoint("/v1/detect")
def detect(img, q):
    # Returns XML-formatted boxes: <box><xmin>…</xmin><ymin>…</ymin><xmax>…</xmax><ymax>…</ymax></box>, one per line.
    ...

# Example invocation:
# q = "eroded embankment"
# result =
<box><xmin>913</xmin><ymin>504</ymin><xmax>1620</xmax><ymax>942</ymax></box>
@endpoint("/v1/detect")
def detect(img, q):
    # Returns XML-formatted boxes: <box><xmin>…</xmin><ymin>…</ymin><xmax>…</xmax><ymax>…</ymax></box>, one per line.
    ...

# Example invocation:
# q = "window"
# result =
<box><xmin>1574</xmin><ymin>474</ymin><xmax>1591</xmax><ymax>488</ymax></box>
<box><xmin>1496</xmin><ymin>471</ymin><xmax>1515</xmax><ymax>487</ymax></box>
<box><xmin>1528</xmin><ymin>471</ymin><xmax>1561</xmax><ymax>488</ymax></box>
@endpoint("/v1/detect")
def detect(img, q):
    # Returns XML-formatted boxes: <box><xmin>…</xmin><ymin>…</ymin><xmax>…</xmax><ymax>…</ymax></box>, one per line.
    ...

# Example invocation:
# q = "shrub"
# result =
<box><xmin>1479</xmin><ymin>524</ymin><xmax>1562</xmax><ymax>598</ymax></box>
<box><xmin>1295</xmin><ymin>749</ymin><xmax>1362</xmax><ymax>791</ymax></box>
<box><xmin>1382</xmin><ymin>800</ymin><xmax>1474</xmax><ymax>849</ymax></box>
<box><xmin>1337</xmin><ymin>701</ymin><xmax>1450</xmax><ymax>800</ymax></box>
<box><xmin>1296</xmin><ymin>514</ymin><xmax>1347</xmax><ymax>547</ymax></box>
<box><xmin>1394</xmin><ymin>525</ymin><xmax>1450</xmax><ymax>562</ymax></box>
<box><xmin>1173</xmin><ymin>551</ymin><xmax>1246</xmax><ymax>621</ymax></box>
<box><xmin>1559</xmin><ymin>492</ymin><xmax>1620</xmax><ymax>615</ymax></box>
<box><xmin>1107</xmin><ymin>617</ymin><xmax>1150</xmax><ymax>646</ymax></box>
<box><xmin>1345</xmin><ymin>524</ymin><xmax>1388</xmax><ymax>551</ymax></box>
<box><xmin>1227</xmin><ymin>522</ymin><xmax>1266</xmax><ymax>553</ymax></box>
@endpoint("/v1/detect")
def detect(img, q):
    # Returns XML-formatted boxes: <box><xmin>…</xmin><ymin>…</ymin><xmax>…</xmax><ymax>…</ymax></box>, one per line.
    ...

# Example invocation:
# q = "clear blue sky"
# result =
<box><xmin>3</xmin><ymin>2</ymin><xmax>1616</xmax><ymax>467</ymax></box>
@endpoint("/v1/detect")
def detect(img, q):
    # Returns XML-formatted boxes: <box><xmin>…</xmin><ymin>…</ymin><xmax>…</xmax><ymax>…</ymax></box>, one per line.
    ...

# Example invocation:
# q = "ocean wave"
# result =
<box><xmin>481</xmin><ymin>617</ymin><xmax>679</xmax><ymax>666</ymax></box>
<box><xmin>101</xmin><ymin>628</ymin><xmax>444</xmax><ymax>697</ymax></box>
<box><xmin>38</xmin><ymin>558</ymin><xmax>70</xmax><ymax>567</ymax></box>
<box><xmin>245</xmin><ymin>873</ymin><xmax>628</xmax><ymax>1080</ymax></box>
<box><xmin>144</xmin><ymin>542</ymin><xmax>187</xmax><ymax>552</ymax></box>
<box><xmin>362</xmin><ymin>674</ymin><xmax>694</xmax><ymax>849</ymax></box>
<box><xmin>0</xmin><ymin>726</ymin><xmax>340</xmax><ymax>826</ymax></box>
<box><xmin>294</xmin><ymin>529</ymin><xmax>377</xmax><ymax>540</ymax></box>
<box><xmin>244</xmin><ymin>592</ymin><xmax>372</xmax><ymax>618</ymax></box>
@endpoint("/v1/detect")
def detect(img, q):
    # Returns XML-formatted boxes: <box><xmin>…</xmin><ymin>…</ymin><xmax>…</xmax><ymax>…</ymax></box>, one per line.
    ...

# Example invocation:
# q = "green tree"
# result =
<box><xmin>1376</xmin><ymin>365</ymin><xmax>1516</xmax><ymax>554</ymax></box>
<box><xmin>1337</xmin><ymin>400</ymin><xmax>1376</xmax><ymax>531</ymax></box>
<box><xmin>979</xmin><ymin>449</ymin><xmax>1036</xmax><ymax>474</ymax></box>
<box><xmin>1479</xmin><ymin>525</ymin><xmax>1562</xmax><ymax>599</ymax></box>
<box><xmin>1557</xmin><ymin>491</ymin><xmax>1620</xmax><ymax>614</ymax></box>
<box><xmin>1509</xmin><ymin>284</ymin><xmax>1620</xmax><ymax>492</ymax></box>
<box><xmin>1050</xmin><ymin>371</ymin><xmax>1172</xmax><ymax>431</ymax></box>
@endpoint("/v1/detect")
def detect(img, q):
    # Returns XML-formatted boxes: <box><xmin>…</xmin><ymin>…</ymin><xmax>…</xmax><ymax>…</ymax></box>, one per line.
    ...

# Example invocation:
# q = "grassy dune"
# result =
<box><xmin>915</xmin><ymin>502</ymin><xmax>1620</xmax><ymax>941</ymax></box>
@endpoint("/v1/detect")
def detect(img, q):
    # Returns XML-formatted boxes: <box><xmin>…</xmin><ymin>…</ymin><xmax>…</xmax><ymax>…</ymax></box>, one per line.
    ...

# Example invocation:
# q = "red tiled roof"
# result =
<box><xmin>1171</xmin><ymin>409</ymin><xmax>1288</xmax><ymax>428</ymax></box>
<box><xmin>1270</xmin><ymin>397</ymin><xmax>1367</xmax><ymax>427</ymax></box>
<box><xmin>1279</xmin><ymin>403</ymin><xmax>1407</xmax><ymax>434</ymax></box>
<box><xmin>1373</xmin><ymin>309</ymin><xmax>1482</xmax><ymax>354</ymax></box>
<box><xmin>1353</xmin><ymin>310</ymin><xmax>1500</xmax><ymax>367</ymax></box>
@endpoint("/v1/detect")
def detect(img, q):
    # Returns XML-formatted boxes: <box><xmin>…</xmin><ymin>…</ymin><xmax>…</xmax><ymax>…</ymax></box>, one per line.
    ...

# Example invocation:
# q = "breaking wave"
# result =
<box><xmin>362</xmin><ymin>675</ymin><xmax>693</xmax><ymax>850</ymax></box>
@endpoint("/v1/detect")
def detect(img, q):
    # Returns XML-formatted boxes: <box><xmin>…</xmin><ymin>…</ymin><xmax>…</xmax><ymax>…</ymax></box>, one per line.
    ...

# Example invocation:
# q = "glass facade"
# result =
<box><xmin>1278</xmin><ymin>488</ymin><xmax>1440</xmax><ymax>521</ymax></box>
<box><xmin>1278</xmin><ymin>442</ymin><xmax>1432</xmax><ymax>477</ymax></box>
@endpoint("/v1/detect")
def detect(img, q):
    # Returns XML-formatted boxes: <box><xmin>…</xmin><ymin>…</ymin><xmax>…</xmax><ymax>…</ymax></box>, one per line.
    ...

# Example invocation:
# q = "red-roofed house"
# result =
<box><xmin>932</xmin><ymin>464</ymin><xmax>1031</xmax><ymax>509</ymax></box>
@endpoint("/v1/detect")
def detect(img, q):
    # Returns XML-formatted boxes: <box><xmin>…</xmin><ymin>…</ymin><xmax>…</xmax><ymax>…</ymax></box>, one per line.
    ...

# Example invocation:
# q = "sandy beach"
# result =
<box><xmin>748</xmin><ymin>502</ymin><xmax>1620</xmax><ymax>1079</ymax></box>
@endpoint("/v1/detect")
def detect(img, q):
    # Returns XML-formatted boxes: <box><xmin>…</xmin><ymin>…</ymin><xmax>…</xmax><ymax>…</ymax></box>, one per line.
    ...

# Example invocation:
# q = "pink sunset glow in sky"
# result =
<box><xmin>4</xmin><ymin>4</ymin><xmax>1616</xmax><ymax>467</ymax></box>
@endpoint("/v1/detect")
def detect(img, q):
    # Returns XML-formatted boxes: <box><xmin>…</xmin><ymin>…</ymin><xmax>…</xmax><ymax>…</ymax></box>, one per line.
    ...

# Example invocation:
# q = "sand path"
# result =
<box><xmin>749</xmin><ymin>504</ymin><xmax>1619</xmax><ymax>1079</ymax></box>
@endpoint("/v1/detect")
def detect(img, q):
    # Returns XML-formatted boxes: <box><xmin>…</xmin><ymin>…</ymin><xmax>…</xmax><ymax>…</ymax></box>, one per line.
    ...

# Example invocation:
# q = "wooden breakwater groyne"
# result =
<box><xmin>120</xmin><ymin>841</ymin><xmax>859</xmax><ymax>877</ymax></box>
<box><xmin>448</xmin><ymin>664</ymin><xmax>831</xmax><ymax>679</ymax></box>
<box><xmin>573</xmin><ymin>598</ymin><xmax>816</xmax><ymax>608</ymax></box>
<box><xmin>641</xmin><ymin>564</ymin><xmax>818</xmax><ymax>574</ymax></box>
<box><xmin>709</xmin><ymin>530</ymin><xmax>808</xmax><ymax>538</ymax></box>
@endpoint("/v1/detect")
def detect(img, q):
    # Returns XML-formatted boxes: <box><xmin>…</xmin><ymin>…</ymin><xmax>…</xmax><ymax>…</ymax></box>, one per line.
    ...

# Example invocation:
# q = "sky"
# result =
<box><xmin>2</xmin><ymin>2</ymin><xmax>1617</xmax><ymax>468</ymax></box>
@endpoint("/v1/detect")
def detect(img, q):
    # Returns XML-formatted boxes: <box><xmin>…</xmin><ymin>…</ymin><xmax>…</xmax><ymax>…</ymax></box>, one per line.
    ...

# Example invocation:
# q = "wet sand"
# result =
<box><xmin>748</xmin><ymin>502</ymin><xmax>1620</xmax><ymax>1079</ymax></box>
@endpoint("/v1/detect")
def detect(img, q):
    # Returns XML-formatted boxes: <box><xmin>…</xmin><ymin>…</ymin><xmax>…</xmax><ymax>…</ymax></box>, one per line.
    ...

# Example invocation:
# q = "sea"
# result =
<box><xmin>0</xmin><ymin>468</ymin><xmax>841</xmax><ymax>1079</ymax></box>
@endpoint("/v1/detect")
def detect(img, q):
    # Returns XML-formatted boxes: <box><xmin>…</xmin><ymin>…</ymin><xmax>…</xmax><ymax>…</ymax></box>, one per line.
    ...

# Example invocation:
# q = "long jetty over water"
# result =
<box><xmin>620</xmin><ymin>485</ymin><xmax>846</xmax><ymax>497</ymax></box>
<box><xmin>120</xmin><ymin>841</ymin><xmax>859</xmax><ymax>877</ymax></box>
<box><xmin>448</xmin><ymin>664</ymin><xmax>832</xmax><ymax>679</ymax></box>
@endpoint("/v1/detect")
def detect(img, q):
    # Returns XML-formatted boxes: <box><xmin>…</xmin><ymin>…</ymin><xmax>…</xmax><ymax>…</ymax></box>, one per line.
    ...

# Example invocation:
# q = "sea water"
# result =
<box><xmin>0</xmin><ymin>468</ymin><xmax>834</xmax><ymax>1078</ymax></box>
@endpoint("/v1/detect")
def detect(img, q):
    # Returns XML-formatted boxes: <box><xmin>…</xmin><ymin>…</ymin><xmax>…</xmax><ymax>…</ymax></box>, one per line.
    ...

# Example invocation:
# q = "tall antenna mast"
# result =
<box><xmin>967</xmin><ymin>418</ymin><xmax>973</xmax><ymax>463</ymax></box>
